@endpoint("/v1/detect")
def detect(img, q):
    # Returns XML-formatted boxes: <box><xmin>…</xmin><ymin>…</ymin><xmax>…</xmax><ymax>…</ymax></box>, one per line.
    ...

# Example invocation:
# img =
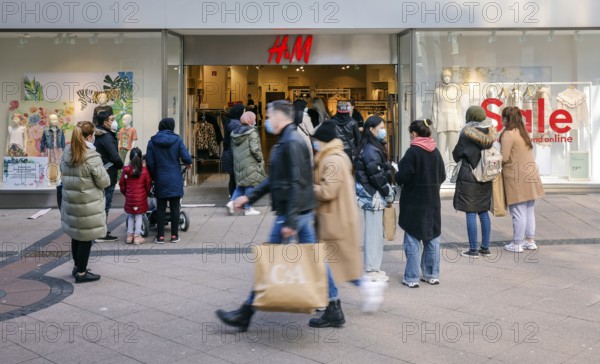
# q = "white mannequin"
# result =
<box><xmin>118</xmin><ymin>114</ymin><xmax>138</xmax><ymax>162</ymax></box>
<box><xmin>93</xmin><ymin>92</ymin><xmax>114</xmax><ymax>125</ymax></box>
<box><xmin>7</xmin><ymin>114</ymin><xmax>28</xmax><ymax>156</ymax></box>
<box><xmin>432</xmin><ymin>69</ymin><xmax>462</xmax><ymax>163</ymax></box>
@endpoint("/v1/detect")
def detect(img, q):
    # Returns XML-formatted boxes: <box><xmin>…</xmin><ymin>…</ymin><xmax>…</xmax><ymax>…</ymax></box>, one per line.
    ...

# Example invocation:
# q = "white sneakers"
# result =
<box><xmin>244</xmin><ymin>208</ymin><xmax>261</xmax><ymax>216</ymax></box>
<box><xmin>360</xmin><ymin>280</ymin><xmax>387</xmax><ymax>313</ymax></box>
<box><xmin>504</xmin><ymin>241</ymin><xmax>539</xmax><ymax>253</ymax></box>
<box><xmin>225</xmin><ymin>201</ymin><xmax>235</xmax><ymax>215</ymax></box>
<box><xmin>364</xmin><ymin>271</ymin><xmax>389</xmax><ymax>282</ymax></box>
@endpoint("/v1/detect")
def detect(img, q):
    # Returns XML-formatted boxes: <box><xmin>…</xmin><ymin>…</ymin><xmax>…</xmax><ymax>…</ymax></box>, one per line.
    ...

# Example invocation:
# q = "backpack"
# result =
<box><xmin>472</xmin><ymin>142</ymin><xmax>502</xmax><ymax>182</ymax></box>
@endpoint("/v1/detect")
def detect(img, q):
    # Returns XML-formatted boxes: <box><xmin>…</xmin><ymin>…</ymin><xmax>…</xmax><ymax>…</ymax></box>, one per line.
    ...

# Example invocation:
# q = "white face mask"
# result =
<box><xmin>111</xmin><ymin>120</ymin><xmax>118</xmax><ymax>131</ymax></box>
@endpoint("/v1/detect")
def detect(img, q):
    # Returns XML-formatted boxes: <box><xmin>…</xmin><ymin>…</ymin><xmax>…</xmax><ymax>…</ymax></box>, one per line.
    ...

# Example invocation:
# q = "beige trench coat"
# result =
<box><xmin>313</xmin><ymin>139</ymin><xmax>363</xmax><ymax>283</ymax></box>
<box><xmin>500</xmin><ymin>129</ymin><xmax>545</xmax><ymax>205</ymax></box>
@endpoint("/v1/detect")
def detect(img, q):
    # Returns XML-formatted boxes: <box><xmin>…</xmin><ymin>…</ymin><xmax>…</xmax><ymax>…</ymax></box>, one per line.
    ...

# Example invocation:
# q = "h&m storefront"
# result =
<box><xmin>2</xmin><ymin>1</ymin><xmax>600</xmax><ymax>207</ymax></box>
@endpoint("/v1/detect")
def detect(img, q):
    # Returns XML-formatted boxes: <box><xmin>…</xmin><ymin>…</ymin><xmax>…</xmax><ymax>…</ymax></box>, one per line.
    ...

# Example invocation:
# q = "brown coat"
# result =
<box><xmin>500</xmin><ymin>129</ymin><xmax>545</xmax><ymax>205</ymax></box>
<box><xmin>313</xmin><ymin>139</ymin><xmax>363</xmax><ymax>283</ymax></box>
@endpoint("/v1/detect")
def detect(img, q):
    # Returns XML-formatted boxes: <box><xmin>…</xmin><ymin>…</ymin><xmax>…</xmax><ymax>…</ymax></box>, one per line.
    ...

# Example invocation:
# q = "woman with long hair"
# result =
<box><xmin>500</xmin><ymin>107</ymin><xmax>545</xmax><ymax>252</ymax></box>
<box><xmin>308</xmin><ymin>97</ymin><xmax>330</xmax><ymax>128</ymax></box>
<box><xmin>396</xmin><ymin>119</ymin><xmax>446</xmax><ymax>288</ymax></box>
<box><xmin>355</xmin><ymin>115</ymin><xmax>395</xmax><ymax>282</ymax></box>
<box><xmin>60</xmin><ymin>121</ymin><xmax>110</xmax><ymax>283</ymax></box>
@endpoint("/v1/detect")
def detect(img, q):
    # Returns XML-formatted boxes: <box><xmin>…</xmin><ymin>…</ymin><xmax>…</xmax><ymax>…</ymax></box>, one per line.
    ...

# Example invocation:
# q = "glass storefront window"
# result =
<box><xmin>414</xmin><ymin>30</ymin><xmax>600</xmax><ymax>183</ymax></box>
<box><xmin>0</xmin><ymin>31</ymin><xmax>162</xmax><ymax>189</ymax></box>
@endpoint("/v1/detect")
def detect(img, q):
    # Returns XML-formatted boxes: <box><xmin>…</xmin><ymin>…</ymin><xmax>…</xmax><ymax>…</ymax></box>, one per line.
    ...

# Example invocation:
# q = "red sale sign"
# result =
<box><xmin>268</xmin><ymin>35</ymin><xmax>313</xmax><ymax>64</ymax></box>
<box><xmin>482</xmin><ymin>98</ymin><xmax>573</xmax><ymax>134</ymax></box>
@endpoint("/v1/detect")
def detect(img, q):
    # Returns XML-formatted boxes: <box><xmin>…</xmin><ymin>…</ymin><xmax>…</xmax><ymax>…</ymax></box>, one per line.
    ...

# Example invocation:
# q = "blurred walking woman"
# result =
<box><xmin>61</xmin><ymin>121</ymin><xmax>110</xmax><ymax>283</ymax></box>
<box><xmin>396</xmin><ymin>119</ymin><xmax>446</xmax><ymax>288</ymax></box>
<box><xmin>500</xmin><ymin>107</ymin><xmax>544</xmax><ymax>253</ymax></box>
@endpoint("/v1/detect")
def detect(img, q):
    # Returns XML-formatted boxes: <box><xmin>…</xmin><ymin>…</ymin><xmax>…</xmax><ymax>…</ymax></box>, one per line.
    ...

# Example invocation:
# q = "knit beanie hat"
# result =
<box><xmin>240</xmin><ymin>111</ymin><xmax>256</xmax><ymax>125</ymax></box>
<box><xmin>312</xmin><ymin>119</ymin><xmax>338</xmax><ymax>142</ymax></box>
<box><xmin>229</xmin><ymin>104</ymin><xmax>245</xmax><ymax>120</ymax></box>
<box><xmin>158</xmin><ymin>118</ymin><xmax>175</xmax><ymax>131</ymax></box>
<box><xmin>465</xmin><ymin>106</ymin><xmax>486</xmax><ymax>122</ymax></box>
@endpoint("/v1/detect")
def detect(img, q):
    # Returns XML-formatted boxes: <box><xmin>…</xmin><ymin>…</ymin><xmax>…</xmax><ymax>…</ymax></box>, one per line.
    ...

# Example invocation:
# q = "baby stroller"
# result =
<box><xmin>127</xmin><ymin>166</ymin><xmax>190</xmax><ymax>237</ymax></box>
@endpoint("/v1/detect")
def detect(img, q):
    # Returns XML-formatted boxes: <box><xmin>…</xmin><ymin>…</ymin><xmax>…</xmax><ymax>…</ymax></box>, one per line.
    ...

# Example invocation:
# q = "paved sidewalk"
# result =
<box><xmin>1</xmin><ymin>185</ymin><xmax>600</xmax><ymax>363</ymax></box>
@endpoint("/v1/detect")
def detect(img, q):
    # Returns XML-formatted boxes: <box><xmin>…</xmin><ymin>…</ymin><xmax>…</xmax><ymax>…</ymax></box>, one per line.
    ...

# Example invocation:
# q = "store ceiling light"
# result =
<box><xmin>519</xmin><ymin>31</ymin><xmax>526</xmax><ymax>43</ymax></box>
<box><xmin>488</xmin><ymin>31</ymin><xmax>496</xmax><ymax>44</ymax></box>
<box><xmin>547</xmin><ymin>30</ymin><xmax>555</xmax><ymax>42</ymax></box>
<box><xmin>114</xmin><ymin>33</ymin><xmax>124</xmax><ymax>45</ymax></box>
<box><xmin>89</xmin><ymin>33</ymin><xmax>98</xmax><ymax>45</ymax></box>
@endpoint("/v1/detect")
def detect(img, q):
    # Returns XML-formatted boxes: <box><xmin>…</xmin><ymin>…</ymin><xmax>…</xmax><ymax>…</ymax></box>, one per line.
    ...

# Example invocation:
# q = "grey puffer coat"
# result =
<box><xmin>60</xmin><ymin>144</ymin><xmax>110</xmax><ymax>241</ymax></box>
<box><xmin>232</xmin><ymin>125</ymin><xmax>266</xmax><ymax>187</ymax></box>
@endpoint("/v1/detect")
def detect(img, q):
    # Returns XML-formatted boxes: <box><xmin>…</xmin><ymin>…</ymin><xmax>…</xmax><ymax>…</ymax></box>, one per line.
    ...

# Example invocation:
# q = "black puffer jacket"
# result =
<box><xmin>94</xmin><ymin>125</ymin><xmax>124</xmax><ymax>186</ymax></box>
<box><xmin>248</xmin><ymin>124</ymin><xmax>316</xmax><ymax>231</ymax></box>
<box><xmin>333</xmin><ymin>113</ymin><xmax>361</xmax><ymax>160</ymax></box>
<box><xmin>221</xmin><ymin>117</ymin><xmax>242</xmax><ymax>174</ymax></box>
<box><xmin>452</xmin><ymin>124</ymin><xmax>496</xmax><ymax>212</ymax></box>
<box><xmin>355</xmin><ymin>141</ymin><xmax>392</xmax><ymax>198</ymax></box>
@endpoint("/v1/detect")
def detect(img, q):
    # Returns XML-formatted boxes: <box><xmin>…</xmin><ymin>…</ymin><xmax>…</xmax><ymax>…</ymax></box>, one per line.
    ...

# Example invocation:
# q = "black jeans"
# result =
<box><xmin>71</xmin><ymin>239</ymin><xmax>92</xmax><ymax>273</ymax></box>
<box><xmin>156</xmin><ymin>197</ymin><xmax>181</xmax><ymax>238</ymax></box>
<box><xmin>228</xmin><ymin>172</ymin><xmax>236</xmax><ymax>196</ymax></box>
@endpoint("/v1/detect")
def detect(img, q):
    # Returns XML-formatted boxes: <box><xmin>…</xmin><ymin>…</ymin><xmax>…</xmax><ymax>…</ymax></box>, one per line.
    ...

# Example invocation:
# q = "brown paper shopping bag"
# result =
<box><xmin>383</xmin><ymin>206</ymin><xmax>397</xmax><ymax>240</ymax></box>
<box><xmin>490</xmin><ymin>173</ymin><xmax>507</xmax><ymax>217</ymax></box>
<box><xmin>253</xmin><ymin>243</ymin><xmax>328</xmax><ymax>313</ymax></box>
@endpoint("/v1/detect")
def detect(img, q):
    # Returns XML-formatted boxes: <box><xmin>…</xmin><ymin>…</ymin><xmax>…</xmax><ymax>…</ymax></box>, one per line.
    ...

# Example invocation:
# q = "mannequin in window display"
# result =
<box><xmin>507</xmin><ymin>86</ymin><xmax>522</xmax><ymax>109</ymax></box>
<box><xmin>40</xmin><ymin>114</ymin><xmax>65</xmax><ymax>185</ymax></box>
<box><xmin>7</xmin><ymin>114</ymin><xmax>27</xmax><ymax>157</ymax></box>
<box><xmin>92</xmin><ymin>92</ymin><xmax>114</xmax><ymax>125</ymax></box>
<box><xmin>431</xmin><ymin>69</ymin><xmax>462</xmax><ymax>163</ymax></box>
<box><xmin>557</xmin><ymin>84</ymin><xmax>590</xmax><ymax>151</ymax></box>
<box><xmin>530</xmin><ymin>86</ymin><xmax>553</xmax><ymax>175</ymax></box>
<box><xmin>117</xmin><ymin>114</ymin><xmax>138</xmax><ymax>162</ymax></box>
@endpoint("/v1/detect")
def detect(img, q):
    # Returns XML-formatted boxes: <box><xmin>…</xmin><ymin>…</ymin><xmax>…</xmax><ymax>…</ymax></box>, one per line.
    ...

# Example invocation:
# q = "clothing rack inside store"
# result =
<box><xmin>315</xmin><ymin>88</ymin><xmax>351</xmax><ymax>99</ymax></box>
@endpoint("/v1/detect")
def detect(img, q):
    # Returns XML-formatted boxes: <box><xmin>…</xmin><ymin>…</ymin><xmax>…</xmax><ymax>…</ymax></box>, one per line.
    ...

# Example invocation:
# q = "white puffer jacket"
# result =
<box><xmin>60</xmin><ymin>144</ymin><xmax>110</xmax><ymax>241</ymax></box>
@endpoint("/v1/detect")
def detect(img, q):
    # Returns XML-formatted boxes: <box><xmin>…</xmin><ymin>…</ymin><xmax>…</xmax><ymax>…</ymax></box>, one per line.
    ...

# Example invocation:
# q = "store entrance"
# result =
<box><xmin>184</xmin><ymin>64</ymin><xmax>398</xmax><ymax>184</ymax></box>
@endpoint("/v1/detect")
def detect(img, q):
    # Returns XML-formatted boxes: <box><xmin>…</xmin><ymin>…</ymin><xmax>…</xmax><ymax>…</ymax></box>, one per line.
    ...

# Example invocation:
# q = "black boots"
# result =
<box><xmin>308</xmin><ymin>299</ymin><xmax>346</xmax><ymax>328</ymax></box>
<box><xmin>215</xmin><ymin>304</ymin><xmax>255</xmax><ymax>332</ymax></box>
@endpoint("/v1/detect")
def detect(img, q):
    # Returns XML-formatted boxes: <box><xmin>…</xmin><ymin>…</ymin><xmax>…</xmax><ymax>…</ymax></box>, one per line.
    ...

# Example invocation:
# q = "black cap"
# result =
<box><xmin>159</xmin><ymin>118</ymin><xmax>175</xmax><ymax>131</ymax></box>
<box><xmin>312</xmin><ymin>119</ymin><xmax>338</xmax><ymax>143</ymax></box>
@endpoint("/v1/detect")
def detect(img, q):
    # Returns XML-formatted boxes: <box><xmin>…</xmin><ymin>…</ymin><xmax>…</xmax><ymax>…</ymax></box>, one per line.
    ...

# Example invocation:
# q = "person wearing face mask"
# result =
<box><xmin>396</xmin><ymin>119</ymin><xmax>446</xmax><ymax>288</ymax></box>
<box><xmin>354</xmin><ymin>115</ymin><xmax>395</xmax><ymax>282</ymax></box>
<box><xmin>226</xmin><ymin>111</ymin><xmax>266</xmax><ymax>216</ymax></box>
<box><xmin>216</xmin><ymin>100</ymin><xmax>324</xmax><ymax>331</ymax></box>
<box><xmin>94</xmin><ymin>111</ymin><xmax>124</xmax><ymax>242</ymax></box>
<box><xmin>60</xmin><ymin>121</ymin><xmax>110</xmax><ymax>283</ymax></box>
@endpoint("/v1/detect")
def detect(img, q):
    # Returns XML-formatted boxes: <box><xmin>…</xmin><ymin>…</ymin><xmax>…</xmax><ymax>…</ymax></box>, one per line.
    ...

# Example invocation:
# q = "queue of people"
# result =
<box><xmin>60</xmin><ymin>98</ymin><xmax>543</xmax><ymax>333</ymax></box>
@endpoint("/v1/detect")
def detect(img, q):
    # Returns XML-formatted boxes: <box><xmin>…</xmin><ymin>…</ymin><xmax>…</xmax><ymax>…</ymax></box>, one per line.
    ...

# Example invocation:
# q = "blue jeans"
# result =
<box><xmin>403</xmin><ymin>232</ymin><xmax>440</xmax><ymax>283</ymax></box>
<box><xmin>104</xmin><ymin>184</ymin><xmax>116</xmax><ymax>222</ymax></box>
<box><xmin>466</xmin><ymin>211</ymin><xmax>491</xmax><ymax>251</ymax></box>
<box><xmin>231</xmin><ymin>186</ymin><xmax>254</xmax><ymax>209</ymax></box>
<box><xmin>245</xmin><ymin>211</ymin><xmax>339</xmax><ymax>304</ymax></box>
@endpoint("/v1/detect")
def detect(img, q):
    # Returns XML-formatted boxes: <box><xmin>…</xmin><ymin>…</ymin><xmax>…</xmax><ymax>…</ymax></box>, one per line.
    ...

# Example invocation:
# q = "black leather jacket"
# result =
<box><xmin>333</xmin><ymin>113</ymin><xmax>361</xmax><ymax>160</ymax></box>
<box><xmin>248</xmin><ymin>124</ymin><xmax>316</xmax><ymax>230</ymax></box>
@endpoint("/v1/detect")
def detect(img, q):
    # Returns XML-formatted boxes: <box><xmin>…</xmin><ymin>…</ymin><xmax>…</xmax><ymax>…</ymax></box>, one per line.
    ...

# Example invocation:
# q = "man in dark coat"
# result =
<box><xmin>221</xmin><ymin>103</ymin><xmax>245</xmax><ymax>197</ymax></box>
<box><xmin>332</xmin><ymin>100</ymin><xmax>361</xmax><ymax>161</ymax></box>
<box><xmin>146</xmin><ymin>118</ymin><xmax>192</xmax><ymax>244</ymax></box>
<box><xmin>215</xmin><ymin>100</ymin><xmax>346</xmax><ymax>331</ymax></box>
<box><xmin>94</xmin><ymin>111</ymin><xmax>124</xmax><ymax>242</ymax></box>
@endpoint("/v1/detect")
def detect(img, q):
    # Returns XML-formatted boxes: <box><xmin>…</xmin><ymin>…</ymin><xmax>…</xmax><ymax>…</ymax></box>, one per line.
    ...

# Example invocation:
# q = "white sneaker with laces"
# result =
<box><xmin>523</xmin><ymin>241</ymin><xmax>538</xmax><ymax>250</ymax></box>
<box><xmin>364</xmin><ymin>271</ymin><xmax>389</xmax><ymax>282</ymax></box>
<box><xmin>226</xmin><ymin>201</ymin><xmax>235</xmax><ymax>215</ymax></box>
<box><xmin>504</xmin><ymin>242</ymin><xmax>524</xmax><ymax>253</ymax></box>
<box><xmin>244</xmin><ymin>208</ymin><xmax>261</xmax><ymax>216</ymax></box>
<box><xmin>361</xmin><ymin>280</ymin><xmax>387</xmax><ymax>313</ymax></box>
